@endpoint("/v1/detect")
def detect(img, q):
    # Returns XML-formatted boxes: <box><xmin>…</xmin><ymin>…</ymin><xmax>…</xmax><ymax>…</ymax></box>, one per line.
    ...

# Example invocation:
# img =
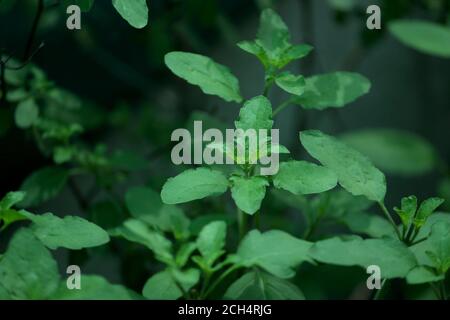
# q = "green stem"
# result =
<box><xmin>237</xmin><ymin>208</ymin><xmax>246</xmax><ymax>241</ymax></box>
<box><xmin>273</xmin><ymin>99</ymin><xmax>293</xmax><ymax>117</ymax></box>
<box><xmin>373</xmin><ymin>279</ymin><xmax>387</xmax><ymax>300</ymax></box>
<box><xmin>203</xmin><ymin>265</ymin><xmax>241</xmax><ymax>298</ymax></box>
<box><xmin>378</xmin><ymin>202</ymin><xmax>402</xmax><ymax>240</ymax></box>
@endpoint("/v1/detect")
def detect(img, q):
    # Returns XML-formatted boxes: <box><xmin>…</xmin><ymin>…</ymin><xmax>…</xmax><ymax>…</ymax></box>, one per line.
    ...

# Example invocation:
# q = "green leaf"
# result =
<box><xmin>300</xmin><ymin>130</ymin><xmax>386</xmax><ymax>202</ymax></box>
<box><xmin>389</xmin><ymin>20</ymin><xmax>450</xmax><ymax>58</ymax></box>
<box><xmin>176</xmin><ymin>242</ymin><xmax>197</xmax><ymax>268</ymax></box>
<box><xmin>142</xmin><ymin>270</ymin><xmax>183</xmax><ymax>300</ymax></box>
<box><xmin>111</xmin><ymin>219</ymin><xmax>173</xmax><ymax>264</ymax></box>
<box><xmin>53</xmin><ymin>275</ymin><xmax>137</xmax><ymax>300</ymax></box>
<box><xmin>0</xmin><ymin>191</ymin><xmax>25</xmax><ymax>210</ymax></box>
<box><xmin>338</xmin><ymin>211</ymin><xmax>396</xmax><ymax>238</ymax></box>
<box><xmin>161</xmin><ymin>168</ymin><xmax>229</xmax><ymax>204</ymax></box>
<box><xmin>235</xmin><ymin>96</ymin><xmax>273</xmax><ymax>130</ymax></box>
<box><xmin>20</xmin><ymin>167</ymin><xmax>69</xmax><ymax>207</ymax></box>
<box><xmin>230</xmin><ymin>176</ymin><xmax>268</xmax><ymax>215</ymax></box>
<box><xmin>406</xmin><ymin>266</ymin><xmax>444</xmax><ymax>285</ymax></box>
<box><xmin>0</xmin><ymin>229</ymin><xmax>60</xmax><ymax>299</ymax></box>
<box><xmin>15</xmin><ymin>98</ymin><xmax>39</xmax><ymax>129</ymax></box>
<box><xmin>165</xmin><ymin>52</ymin><xmax>242</xmax><ymax>103</ymax></box>
<box><xmin>112</xmin><ymin>0</ymin><xmax>148</xmax><ymax>29</ymax></box>
<box><xmin>224</xmin><ymin>270</ymin><xmax>305</xmax><ymax>300</ymax></box>
<box><xmin>196</xmin><ymin>221</ymin><xmax>227</xmax><ymax>267</ymax></box>
<box><xmin>257</xmin><ymin>9</ymin><xmax>291</xmax><ymax>63</ymax></box>
<box><xmin>125</xmin><ymin>186</ymin><xmax>163</xmax><ymax>225</ymax></box>
<box><xmin>273</xmin><ymin>160</ymin><xmax>337</xmax><ymax>196</ymax></box>
<box><xmin>414</xmin><ymin>198</ymin><xmax>445</xmax><ymax>227</ymax></box>
<box><xmin>233</xmin><ymin>230</ymin><xmax>313</xmax><ymax>278</ymax></box>
<box><xmin>142</xmin><ymin>268</ymin><xmax>199</xmax><ymax>300</ymax></box>
<box><xmin>426</xmin><ymin>222</ymin><xmax>450</xmax><ymax>273</ymax></box>
<box><xmin>293</xmin><ymin>72</ymin><xmax>371</xmax><ymax>110</ymax></box>
<box><xmin>341</xmin><ymin>129</ymin><xmax>436</xmax><ymax>176</ymax></box>
<box><xmin>309</xmin><ymin>237</ymin><xmax>417</xmax><ymax>279</ymax></box>
<box><xmin>22</xmin><ymin>211</ymin><xmax>110</xmax><ymax>250</ymax></box>
<box><xmin>275</xmin><ymin>72</ymin><xmax>305</xmax><ymax>96</ymax></box>
<box><xmin>157</xmin><ymin>205</ymin><xmax>190</xmax><ymax>240</ymax></box>
<box><xmin>394</xmin><ymin>196</ymin><xmax>418</xmax><ymax>227</ymax></box>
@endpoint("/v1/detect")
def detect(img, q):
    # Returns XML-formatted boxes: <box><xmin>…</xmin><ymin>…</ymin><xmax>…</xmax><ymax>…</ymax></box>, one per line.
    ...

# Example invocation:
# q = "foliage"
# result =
<box><xmin>0</xmin><ymin>5</ymin><xmax>448</xmax><ymax>301</ymax></box>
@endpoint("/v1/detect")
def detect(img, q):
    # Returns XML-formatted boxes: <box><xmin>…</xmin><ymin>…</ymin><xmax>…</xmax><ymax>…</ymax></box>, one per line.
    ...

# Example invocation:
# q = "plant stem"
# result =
<box><xmin>373</xmin><ymin>279</ymin><xmax>387</xmax><ymax>300</ymax></box>
<box><xmin>0</xmin><ymin>61</ymin><xmax>6</xmax><ymax>106</ymax></box>
<box><xmin>203</xmin><ymin>265</ymin><xmax>240</xmax><ymax>298</ymax></box>
<box><xmin>378</xmin><ymin>202</ymin><xmax>402</xmax><ymax>240</ymax></box>
<box><xmin>237</xmin><ymin>208</ymin><xmax>246</xmax><ymax>241</ymax></box>
<box><xmin>24</xmin><ymin>0</ymin><xmax>44</xmax><ymax>61</ymax></box>
<box><xmin>273</xmin><ymin>99</ymin><xmax>293</xmax><ymax>117</ymax></box>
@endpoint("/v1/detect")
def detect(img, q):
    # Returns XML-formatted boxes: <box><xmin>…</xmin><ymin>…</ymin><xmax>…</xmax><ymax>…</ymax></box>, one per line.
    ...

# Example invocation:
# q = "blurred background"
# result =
<box><xmin>1</xmin><ymin>0</ymin><xmax>449</xmax><ymax>299</ymax></box>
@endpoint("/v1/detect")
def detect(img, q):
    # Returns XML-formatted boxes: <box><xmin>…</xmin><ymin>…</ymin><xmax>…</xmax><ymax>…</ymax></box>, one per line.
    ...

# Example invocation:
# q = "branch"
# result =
<box><xmin>23</xmin><ymin>0</ymin><xmax>44</xmax><ymax>61</ymax></box>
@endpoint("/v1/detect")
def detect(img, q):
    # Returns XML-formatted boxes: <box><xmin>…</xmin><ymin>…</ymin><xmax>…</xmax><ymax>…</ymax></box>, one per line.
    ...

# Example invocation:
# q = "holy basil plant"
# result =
<box><xmin>0</xmin><ymin>7</ymin><xmax>448</xmax><ymax>301</ymax></box>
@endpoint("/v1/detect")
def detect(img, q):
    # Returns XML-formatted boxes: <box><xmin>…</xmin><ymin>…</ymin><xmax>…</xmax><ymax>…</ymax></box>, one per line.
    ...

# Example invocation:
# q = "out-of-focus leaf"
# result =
<box><xmin>341</xmin><ymin>129</ymin><xmax>436</xmax><ymax>176</ymax></box>
<box><xmin>389</xmin><ymin>20</ymin><xmax>450</xmax><ymax>58</ymax></box>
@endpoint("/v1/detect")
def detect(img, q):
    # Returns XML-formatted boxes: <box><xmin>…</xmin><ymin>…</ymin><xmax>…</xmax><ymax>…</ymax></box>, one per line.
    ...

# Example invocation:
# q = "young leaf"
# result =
<box><xmin>300</xmin><ymin>130</ymin><xmax>386</xmax><ymax>202</ymax></box>
<box><xmin>53</xmin><ymin>275</ymin><xmax>138</xmax><ymax>300</ymax></box>
<box><xmin>235</xmin><ymin>95</ymin><xmax>273</xmax><ymax>130</ymax></box>
<box><xmin>112</xmin><ymin>0</ymin><xmax>148</xmax><ymax>29</ymax></box>
<box><xmin>394</xmin><ymin>196</ymin><xmax>418</xmax><ymax>227</ymax></box>
<box><xmin>0</xmin><ymin>229</ymin><xmax>60</xmax><ymax>299</ymax></box>
<box><xmin>20</xmin><ymin>167</ymin><xmax>69</xmax><ymax>207</ymax></box>
<box><xmin>309</xmin><ymin>237</ymin><xmax>417</xmax><ymax>279</ymax></box>
<box><xmin>341</xmin><ymin>129</ymin><xmax>436</xmax><ymax>176</ymax></box>
<box><xmin>165</xmin><ymin>52</ymin><xmax>242</xmax><ymax>103</ymax></box>
<box><xmin>111</xmin><ymin>219</ymin><xmax>173</xmax><ymax>264</ymax></box>
<box><xmin>232</xmin><ymin>230</ymin><xmax>313</xmax><ymax>278</ymax></box>
<box><xmin>196</xmin><ymin>221</ymin><xmax>227</xmax><ymax>267</ymax></box>
<box><xmin>293</xmin><ymin>72</ymin><xmax>371</xmax><ymax>110</ymax></box>
<box><xmin>257</xmin><ymin>9</ymin><xmax>290</xmax><ymax>62</ymax></box>
<box><xmin>230</xmin><ymin>176</ymin><xmax>268</xmax><ymax>215</ymax></box>
<box><xmin>275</xmin><ymin>72</ymin><xmax>305</xmax><ymax>96</ymax></box>
<box><xmin>22</xmin><ymin>211</ymin><xmax>110</xmax><ymax>250</ymax></box>
<box><xmin>273</xmin><ymin>160</ymin><xmax>337</xmax><ymax>196</ymax></box>
<box><xmin>161</xmin><ymin>168</ymin><xmax>229</xmax><ymax>204</ymax></box>
<box><xmin>15</xmin><ymin>98</ymin><xmax>39</xmax><ymax>129</ymax></box>
<box><xmin>237</xmin><ymin>10</ymin><xmax>312</xmax><ymax>69</ymax></box>
<box><xmin>0</xmin><ymin>191</ymin><xmax>25</xmax><ymax>210</ymax></box>
<box><xmin>142</xmin><ymin>270</ymin><xmax>183</xmax><ymax>300</ymax></box>
<box><xmin>224</xmin><ymin>270</ymin><xmax>305</xmax><ymax>300</ymax></box>
<box><xmin>414</xmin><ymin>198</ymin><xmax>444</xmax><ymax>227</ymax></box>
<box><xmin>389</xmin><ymin>20</ymin><xmax>450</xmax><ymax>58</ymax></box>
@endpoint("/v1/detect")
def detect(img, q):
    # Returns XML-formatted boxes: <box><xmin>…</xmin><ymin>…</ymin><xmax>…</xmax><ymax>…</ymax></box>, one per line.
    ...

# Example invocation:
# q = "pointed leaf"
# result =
<box><xmin>165</xmin><ymin>52</ymin><xmax>242</xmax><ymax>103</ymax></box>
<box><xmin>235</xmin><ymin>95</ymin><xmax>273</xmax><ymax>130</ymax></box>
<box><xmin>161</xmin><ymin>168</ymin><xmax>229</xmax><ymax>204</ymax></box>
<box><xmin>230</xmin><ymin>176</ymin><xmax>268</xmax><ymax>215</ymax></box>
<box><xmin>274</xmin><ymin>160</ymin><xmax>337</xmax><ymax>195</ymax></box>
<box><xmin>300</xmin><ymin>130</ymin><xmax>386</xmax><ymax>202</ymax></box>
<box><xmin>112</xmin><ymin>0</ymin><xmax>148</xmax><ymax>29</ymax></box>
